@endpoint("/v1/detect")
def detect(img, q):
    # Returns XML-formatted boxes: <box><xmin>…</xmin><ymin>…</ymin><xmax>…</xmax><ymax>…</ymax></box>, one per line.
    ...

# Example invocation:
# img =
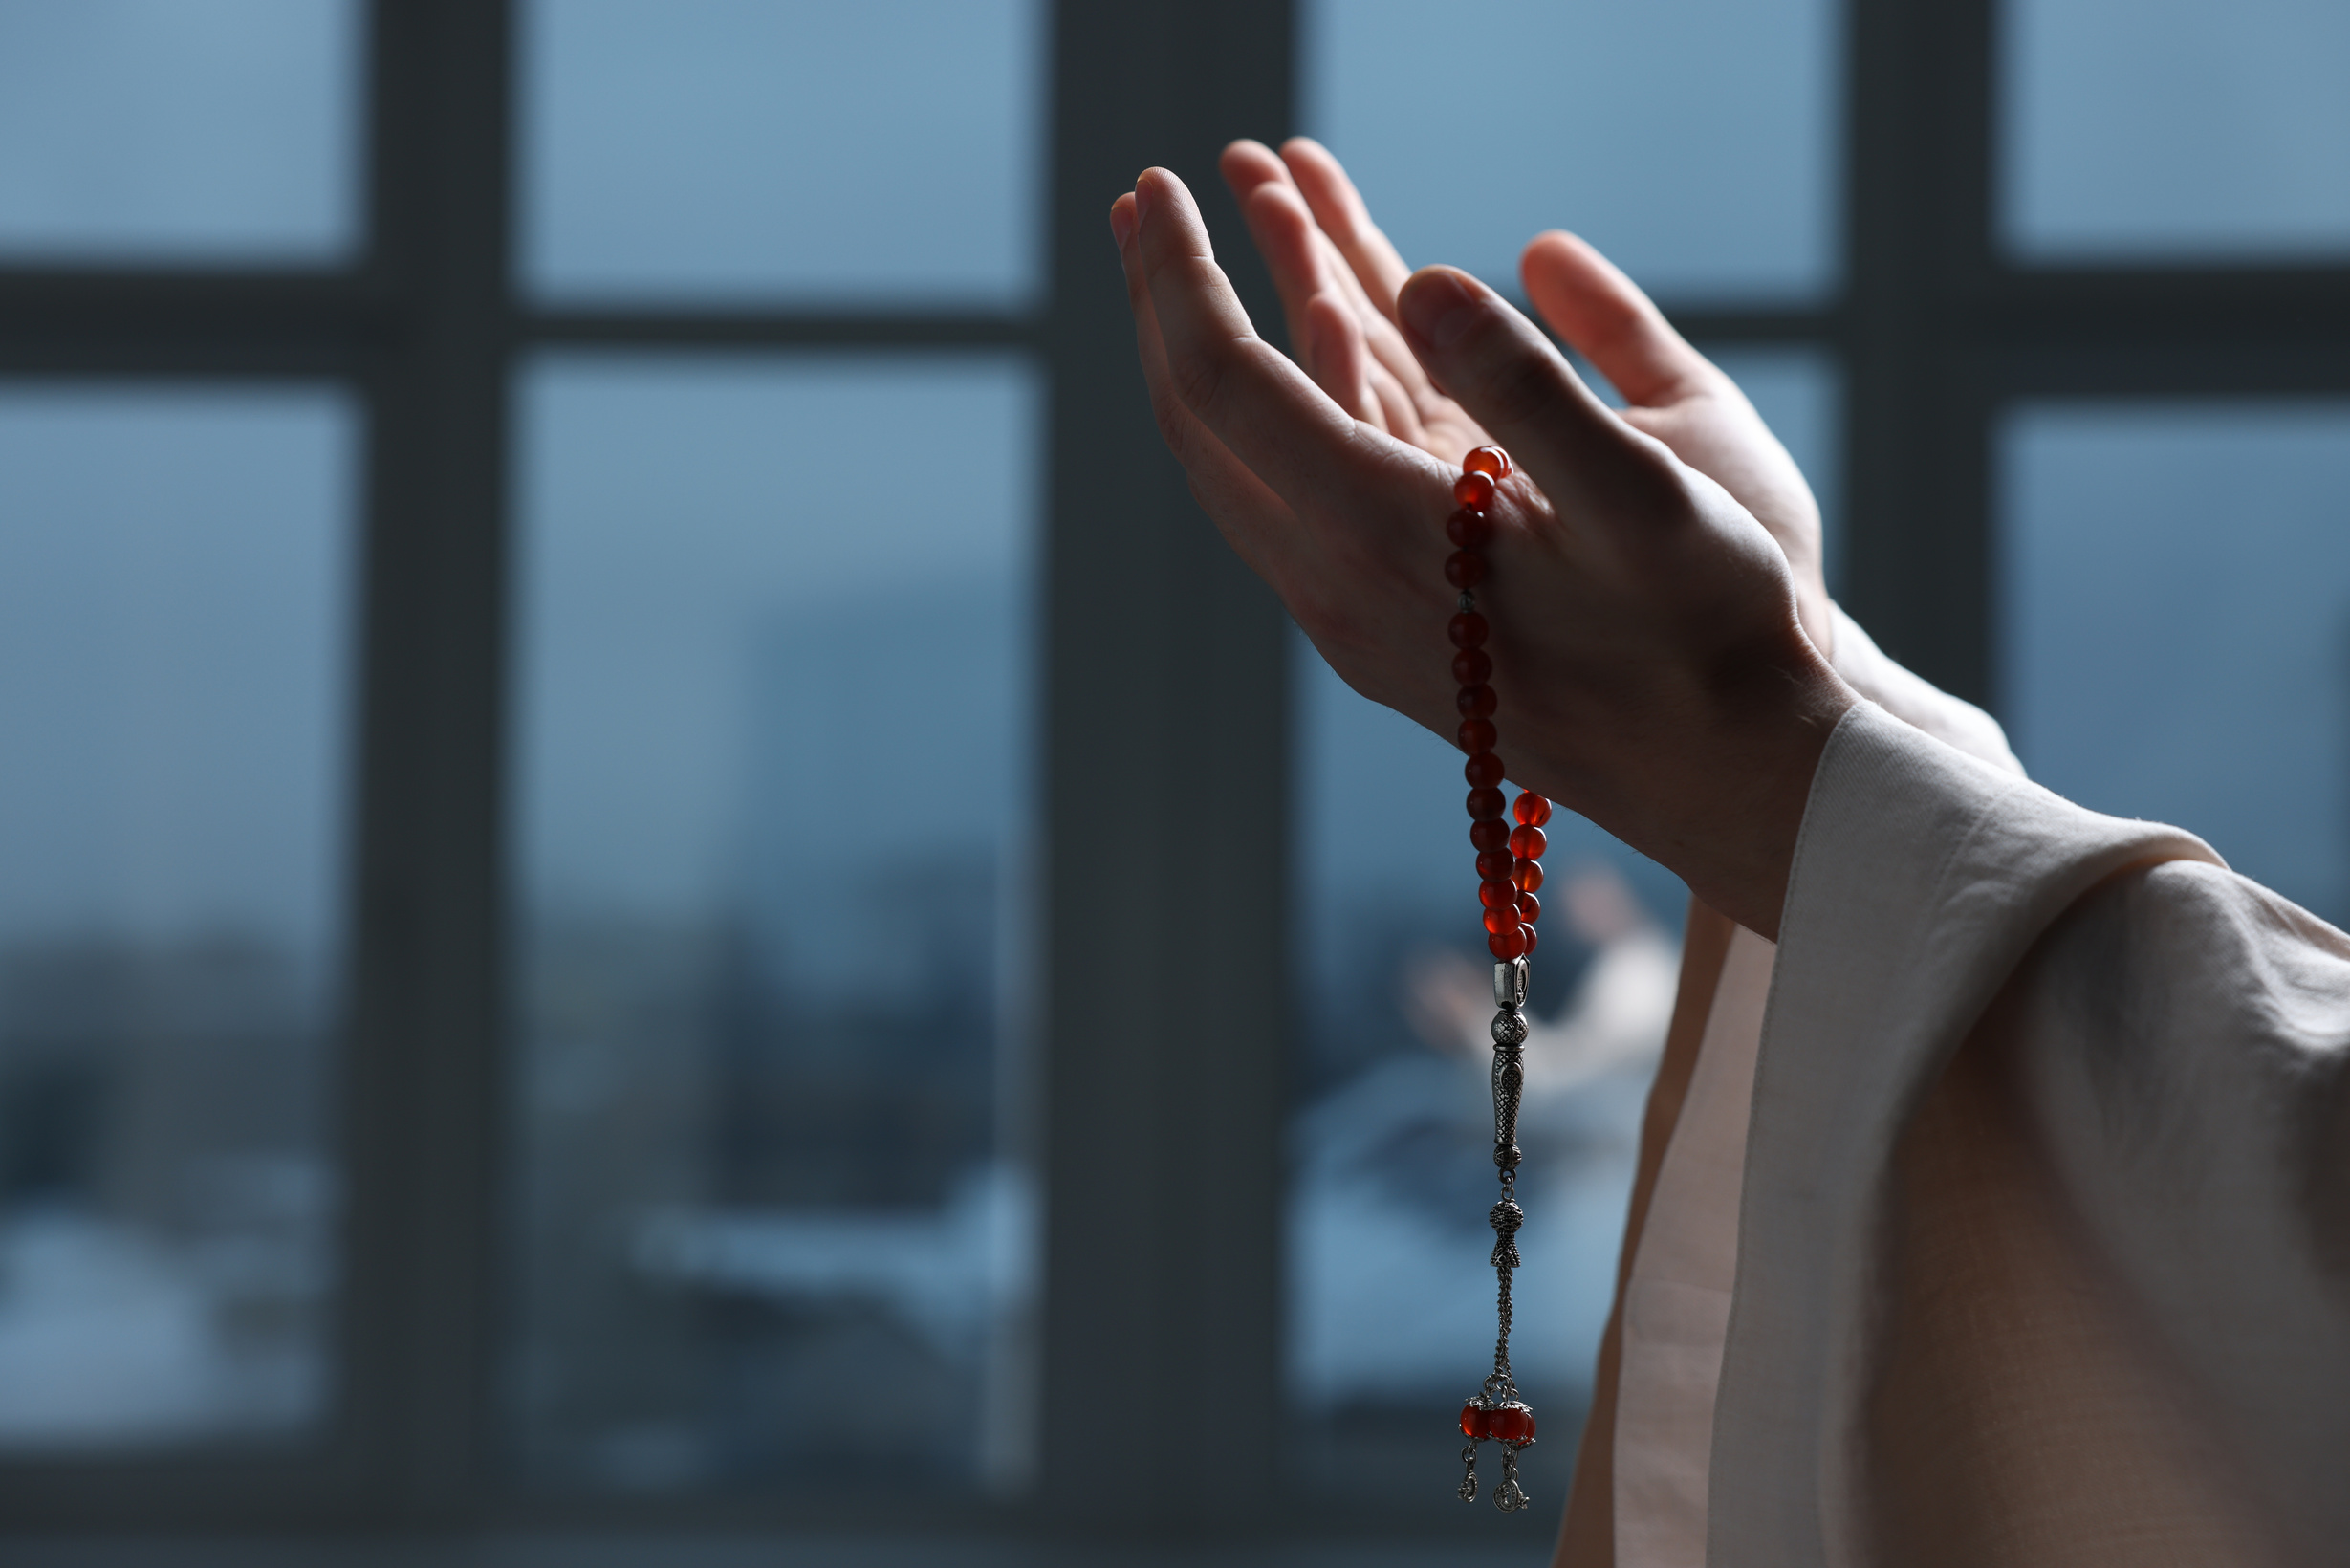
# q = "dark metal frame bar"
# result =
<box><xmin>3</xmin><ymin>0</ymin><xmax>2348</xmax><ymax>1550</ymax></box>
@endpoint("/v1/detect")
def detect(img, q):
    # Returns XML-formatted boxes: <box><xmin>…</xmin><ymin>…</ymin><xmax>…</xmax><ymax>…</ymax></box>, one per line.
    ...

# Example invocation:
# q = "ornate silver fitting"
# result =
<box><xmin>1488</xmin><ymin>1195</ymin><xmax>1524</xmax><ymax>1269</ymax></box>
<box><xmin>1492</xmin><ymin>956</ymin><xmax>1530</xmax><ymax>1011</ymax></box>
<box><xmin>1495</xmin><ymin>1445</ymin><xmax>1529</xmax><ymax>1513</ymax></box>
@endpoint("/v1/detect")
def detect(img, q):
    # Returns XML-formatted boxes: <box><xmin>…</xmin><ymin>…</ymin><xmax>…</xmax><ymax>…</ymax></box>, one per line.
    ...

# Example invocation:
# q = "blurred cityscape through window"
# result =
<box><xmin>508</xmin><ymin>356</ymin><xmax>1042</xmax><ymax>1492</ymax></box>
<box><xmin>0</xmin><ymin>388</ymin><xmax>356</xmax><ymax>1451</ymax></box>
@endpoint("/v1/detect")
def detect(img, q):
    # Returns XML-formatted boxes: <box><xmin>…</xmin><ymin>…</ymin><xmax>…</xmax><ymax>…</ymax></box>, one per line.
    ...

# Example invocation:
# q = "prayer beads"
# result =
<box><xmin>1448</xmin><ymin>445</ymin><xmax>1543</xmax><ymax>1514</ymax></box>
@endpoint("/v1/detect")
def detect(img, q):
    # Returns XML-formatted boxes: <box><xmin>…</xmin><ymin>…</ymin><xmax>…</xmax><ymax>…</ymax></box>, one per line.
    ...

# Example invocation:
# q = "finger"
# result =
<box><xmin>1232</xmin><ymin>159</ymin><xmax>1448</xmax><ymax>437</ymax></box>
<box><xmin>1519</xmin><ymin>230</ymin><xmax>1720</xmax><ymax>409</ymax></box>
<box><xmin>1112</xmin><ymin>191</ymin><xmax>1295</xmax><ymax>562</ymax></box>
<box><xmin>1281</xmin><ymin>137</ymin><xmax>1413</xmax><ymax>324</ymax></box>
<box><xmin>1397</xmin><ymin>265</ymin><xmax>1673</xmax><ymax>520</ymax></box>
<box><xmin>1237</xmin><ymin>181</ymin><xmax>1338</xmax><ymax>362</ymax></box>
<box><xmin>1304</xmin><ymin>291</ymin><xmax>1382</xmax><ymax>427</ymax></box>
<box><xmin>1234</xmin><ymin>137</ymin><xmax>1454</xmax><ymax>427</ymax></box>
<box><xmin>1132</xmin><ymin>167</ymin><xmax>1363</xmax><ymax>505</ymax></box>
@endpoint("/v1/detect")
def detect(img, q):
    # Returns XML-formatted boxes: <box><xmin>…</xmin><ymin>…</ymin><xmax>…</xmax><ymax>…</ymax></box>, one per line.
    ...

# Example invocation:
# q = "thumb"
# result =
<box><xmin>1397</xmin><ymin>265</ymin><xmax>1676</xmax><ymax>521</ymax></box>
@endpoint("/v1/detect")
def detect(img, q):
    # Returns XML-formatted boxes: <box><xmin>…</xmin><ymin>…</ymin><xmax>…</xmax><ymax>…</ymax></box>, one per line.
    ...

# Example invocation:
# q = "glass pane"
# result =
<box><xmin>1303</xmin><ymin>0</ymin><xmax>1841</xmax><ymax>304</ymax></box>
<box><xmin>0</xmin><ymin>0</ymin><xmax>361</xmax><ymax>265</ymax></box>
<box><xmin>0</xmin><ymin>387</ymin><xmax>356</xmax><ymax>1450</ymax></box>
<box><xmin>1289</xmin><ymin>642</ymin><xmax>1685</xmax><ymax>1523</ymax></box>
<box><xmin>2002</xmin><ymin>0</ymin><xmax>2350</xmax><ymax>262</ymax></box>
<box><xmin>2000</xmin><ymin>402</ymin><xmax>2350</xmax><ymax>924</ymax></box>
<box><xmin>519</xmin><ymin>0</ymin><xmax>1044</xmax><ymax>308</ymax></box>
<box><xmin>511</xmin><ymin>355</ymin><xmax>1041</xmax><ymax>1494</ymax></box>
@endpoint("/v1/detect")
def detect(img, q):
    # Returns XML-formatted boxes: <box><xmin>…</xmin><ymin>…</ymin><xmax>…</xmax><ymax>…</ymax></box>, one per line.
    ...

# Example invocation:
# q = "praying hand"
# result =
<box><xmin>1113</xmin><ymin>142</ymin><xmax>2350</xmax><ymax>1566</ymax></box>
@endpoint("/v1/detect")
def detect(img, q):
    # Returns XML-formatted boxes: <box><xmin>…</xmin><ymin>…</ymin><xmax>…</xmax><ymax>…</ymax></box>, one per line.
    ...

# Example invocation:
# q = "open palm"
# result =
<box><xmin>1220</xmin><ymin>137</ymin><xmax>1834</xmax><ymax>655</ymax></box>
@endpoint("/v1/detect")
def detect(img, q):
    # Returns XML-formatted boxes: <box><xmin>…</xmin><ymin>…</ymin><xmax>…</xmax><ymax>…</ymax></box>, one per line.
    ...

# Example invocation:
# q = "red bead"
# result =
<box><xmin>1509</xmin><ymin>823</ymin><xmax>1546</xmax><ymax>860</ymax></box>
<box><xmin>1488</xmin><ymin>926</ymin><xmax>1530</xmax><ymax>960</ymax></box>
<box><xmin>1467</xmin><ymin>786</ymin><xmax>1507</xmax><ymax>820</ymax></box>
<box><xmin>1464</xmin><ymin>751</ymin><xmax>1506</xmax><ymax>788</ymax></box>
<box><xmin>1457</xmin><ymin>684</ymin><xmax>1496</xmax><ymax>718</ymax></box>
<box><xmin>1447</xmin><ymin>611</ymin><xmax>1489</xmax><ymax>649</ymax></box>
<box><xmin>1461</xmin><ymin>1402</ymin><xmax>1491</xmax><ymax>1441</ymax></box>
<box><xmin>1517</xmin><ymin>890</ymin><xmax>1541</xmax><ymax>925</ymax></box>
<box><xmin>1444</xmin><ymin>550</ymin><xmax>1487</xmax><ymax>589</ymax></box>
<box><xmin>1478</xmin><ymin>878</ymin><xmax>1517</xmax><ymax>911</ymax></box>
<box><xmin>1446</xmin><ymin>508</ymin><xmax>1492</xmax><ymax>549</ymax></box>
<box><xmin>1465</xmin><ymin>446</ymin><xmax>1512</xmax><ymax>480</ymax></box>
<box><xmin>1512</xmin><ymin>791</ymin><xmax>1553</xmax><ymax>827</ymax></box>
<box><xmin>1489</xmin><ymin>1403</ymin><xmax>1536</xmax><ymax>1444</ymax></box>
<box><xmin>1452</xmin><ymin>647</ymin><xmax>1492</xmax><ymax>686</ymax></box>
<box><xmin>1453</xmin><ymin>469</ymin><xmax>1496</xmax><ymax>509</ymax></box>
<box><xmin>1457</xmin><ymin>717</ymin><xmax>1497</xmax><ymax>754</ymax></box>
<box><xmin>1475</xmin><ymin>849</ymin><xmax>1514</xmax><ymax>882</ymax></box>
<box><xmin>1512</xmin><ymin>859</ymin><xmax>1544</xmax><ymax>893</ymax></box>
<box><xmin>1483</xmin><ymin>905</ymin><xmax>1521</xmax><ymax>937</ymax></box>
<box><xmin>1520</xmin><ymin>923</ymin><xmax>1539</xmax><ymax>954</ymax></box>
<box><xmin>1470</xmin><ymin>819</ymin><xmax>1512</xmax><ymax>853</ymax></box>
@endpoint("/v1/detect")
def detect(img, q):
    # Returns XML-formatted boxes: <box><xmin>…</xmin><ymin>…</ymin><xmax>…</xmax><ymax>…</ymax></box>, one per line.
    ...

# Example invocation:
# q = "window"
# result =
<box><xmin>2</xmin><ymin>0</ymin><xmax>2343</xmax><ymax>1556</ymax></box>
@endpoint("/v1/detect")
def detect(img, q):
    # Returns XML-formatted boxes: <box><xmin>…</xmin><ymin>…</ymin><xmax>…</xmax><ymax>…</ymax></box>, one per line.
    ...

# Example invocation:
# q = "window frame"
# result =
<box><xmin>0</xmin><ymin>0</ymin><xmax>2342</xmax><ymax>1548</ymax></box>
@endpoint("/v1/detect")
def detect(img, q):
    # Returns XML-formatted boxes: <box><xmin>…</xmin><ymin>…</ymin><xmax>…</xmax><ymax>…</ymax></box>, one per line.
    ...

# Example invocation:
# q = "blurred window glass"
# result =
<box><xmin>1999</xmin><ymin>402</ymin><xmax>2350</xmax><ymax>923</ymax></box>
<box><xmin>0</xmin><ymin>0</ymin><xmax>362</xmax><ymax>266</ymax></box>
<box><xmin>0</xmin><ymin>386</ymin><xmax>356</xmax><ymax>1451</ymax></box>
<box><xmin>518</xmin><ymin>0</ymin><xmax>1045</xmax><ymax>309</ymax></box>
<box><xmin>1302</xmin><ymin>0</ymin><xmax>1842</xmax><ymax>303</ymax></box>
<box><xmin>509</xmin><ymin>354</ymin><xmax>1041</xmax><ymax>1494</ymax></box>
<box><xmin>2001</xmin><ymin>0</ymin><xmax>2350</xmax><ymax>263</ymax></box>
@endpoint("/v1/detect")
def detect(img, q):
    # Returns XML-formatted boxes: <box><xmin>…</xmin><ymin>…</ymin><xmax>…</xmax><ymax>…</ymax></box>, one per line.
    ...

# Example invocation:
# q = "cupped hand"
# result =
<box><xmin>1110</xmin><ymin>167</ymin><xmax>1852</xmax><ymax>939</ymax></box>
<box><xmin>1218</xmin><ymin>136</ymin><xmax>1834</xmax><ymax>657</ymax></box>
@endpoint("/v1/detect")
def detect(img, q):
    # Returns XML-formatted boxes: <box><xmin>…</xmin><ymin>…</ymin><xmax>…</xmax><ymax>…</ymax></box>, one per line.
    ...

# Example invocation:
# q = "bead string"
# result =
<box><xmin>1447</xmin><ymin>446</ymin><xmax>1547</xmax><ymax>1514</ymax></box>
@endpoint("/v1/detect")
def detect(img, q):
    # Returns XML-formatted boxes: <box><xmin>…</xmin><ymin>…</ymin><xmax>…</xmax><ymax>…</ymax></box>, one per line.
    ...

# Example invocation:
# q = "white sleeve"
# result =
<box><xmin>1827</xmin><ymin>603</ymin><xmax>2023</xmax><ymax>776</ymax></box>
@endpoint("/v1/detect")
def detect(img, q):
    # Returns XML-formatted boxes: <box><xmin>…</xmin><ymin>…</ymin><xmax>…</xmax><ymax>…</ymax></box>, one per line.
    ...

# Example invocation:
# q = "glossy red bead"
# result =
<box><xmin>1478</xmin><ymin>878</ymin><xmax>1517</xmax><ymax>910</ymax></box>
<box><xmin>1483</xmin><ymin>905</ymin><xmax>1521</xmax><ymax>937</ymax></box>
<box><xmin>1464</xmin><ymin>751</ymin><xmax>1506</xmax><ymax>788</ymax></box>
<box><xmin>1453</xmin><ymin>469</ymin><xmax>1497</xmax><ymax>509</ymax></box>
<box><xmin>1464</xmin><ymin>446</ymin><xmax>1512</xmax><ymax>480</ymax></box>
<box><xmin>1512</xmin><ymin>791</ymin><xmax>1553</xmax><ymax>827</ymax></box>
<box><xmin>1444</xmin><ymin>550</ymin><xmax>1487</xmax><ymax>589</ymax></box>
<box><xmin>1452</xmin><ymin>647</ymin><xmax>1492</xmax><ymax>686</ymax></box>
<box><xmin>1488</xmin><ymin>925</ymin><xmax>1530</xmax><ymax>960</ymax></box>
<box><xmin>1475</xmin><ymin>849</ymin><xmax>1514</xmax><ymax>882</ymax></box>
<box><xmin>1517</xmin><ymin>890</ymin><xmax>1541</xmax><ymax>926</ymax></box>
<box><xmin>1488</xmin><ymin>1404</ymin><xmax>1536</xmax><ymax>1444</ymax></box>
<box><xmin>1512</xmin><ymin>859</ymin><xmax>1544</xmax><ymax>893</ymax></box>
<box><xmin>1457</xmin><ymin>684</ymin><xmax>1496</xmax><ymax>718</ymax></box>
<box><xmin>1447</xmin><ymin>611</ymin><xmax>1489</xmax><ymax>649</ymax></box>
<box><xmin>1457</xmin><ymin>716</ymin><xmax>1497</xmax><ymax>754</ymax></box>
<box><xmin>1467</xmin><ymin>786</ymin><xmax>1507</xmax><ymax>820</ymax></box>
<box><xmin>1470</xmin><ymin>819</ymin><xmax>1512</xmax><ymax>853</ymax></box>
<box><xmin>1520</xmin><ymin>922</ymin><xmax>1539</xmax><ymax>954</ymax></box>
<box><xmin>1461</xmin><ymin>1402</ymin><xmax>1491</xmax><ymax>1441</ymax></box>
<box><xmin>1509</xmin><ymin>823</ymin><xmax>1547</xmax><ymax>860</ymax></box>
<box><xmin>1446</xmin><ymin>507</ymin><xmax>1492</xmax><ymax>549</ymax></box>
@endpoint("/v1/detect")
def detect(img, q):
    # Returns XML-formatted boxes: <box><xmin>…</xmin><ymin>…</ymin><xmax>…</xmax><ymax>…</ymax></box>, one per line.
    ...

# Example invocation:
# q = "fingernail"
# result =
<box><xmin>1109</xmin><ymin>199</ymin><xmax>1135</xmax><ymax>250</ymax></box>
<box><xmin>1402</xmin><ymin>270</ymin><xmax>1479</xmax><ymax>350</ymax></box>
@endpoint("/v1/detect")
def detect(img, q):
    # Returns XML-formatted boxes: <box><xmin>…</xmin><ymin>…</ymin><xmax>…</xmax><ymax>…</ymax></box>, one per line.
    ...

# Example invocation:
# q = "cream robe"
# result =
<box><xmin>1558</xmin><ymin>609</ymin><xmax>2350</xmax><ymax>1567</ymax></box>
